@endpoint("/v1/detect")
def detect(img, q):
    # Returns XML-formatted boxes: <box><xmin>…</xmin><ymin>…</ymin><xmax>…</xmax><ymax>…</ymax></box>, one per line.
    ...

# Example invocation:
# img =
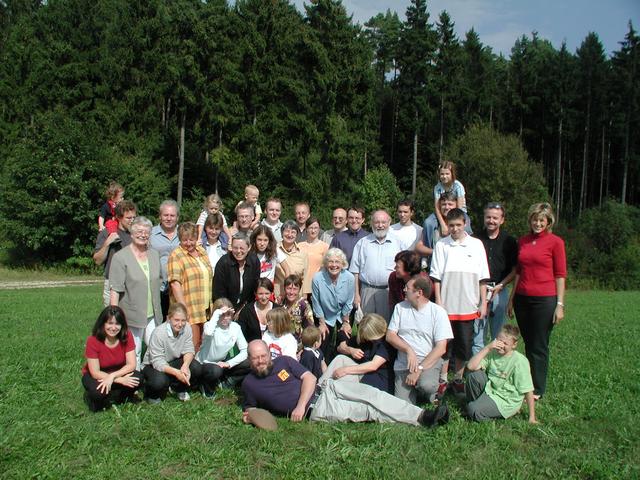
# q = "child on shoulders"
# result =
<box><xmin>196</xmin><ymin>193</ymin><xmax>232</xmax><ymax>244</ymax></box>
<box><xmin>98</xmin><ymin>181</ymin><xmax>124</xmax><ymax>232</ymax></box>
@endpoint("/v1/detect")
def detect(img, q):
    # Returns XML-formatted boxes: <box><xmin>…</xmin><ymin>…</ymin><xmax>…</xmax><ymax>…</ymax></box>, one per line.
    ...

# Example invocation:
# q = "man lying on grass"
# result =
<box><xmin>241</xmin><ymin>340</ymin><xmax>449</xmax><ymax>429</ymax></box>
<box><xmin>464</xmin><ymin>324</ymin><xmax>537</xmax><ymax>423</ymax></box>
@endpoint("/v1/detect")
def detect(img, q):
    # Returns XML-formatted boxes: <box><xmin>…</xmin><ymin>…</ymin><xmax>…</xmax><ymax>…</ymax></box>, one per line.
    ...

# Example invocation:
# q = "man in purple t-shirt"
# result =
<box><xmin>241</xmin><ymin>341</ymin><xmax>449</xmax><ymax>427</ymax></box>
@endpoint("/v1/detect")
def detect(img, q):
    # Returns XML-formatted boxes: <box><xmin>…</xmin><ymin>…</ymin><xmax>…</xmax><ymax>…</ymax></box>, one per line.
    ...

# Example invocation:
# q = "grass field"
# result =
<box><xmin>1</xmin><ymin>286</ymin><xmax>638</xmax><ymax>479</ymax></box>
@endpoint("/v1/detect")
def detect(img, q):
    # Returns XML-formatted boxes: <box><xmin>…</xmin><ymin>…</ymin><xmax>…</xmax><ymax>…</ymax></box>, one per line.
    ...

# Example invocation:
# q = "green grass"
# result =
<box><xmin>0</xmin><ymin>266</ymin><xmax>101</xmax><ymax>283</ymax></box>
<box><xmin>1</xmin><ymin>286</ymin><xmax>638</xmax><ymax>479</ymax></box>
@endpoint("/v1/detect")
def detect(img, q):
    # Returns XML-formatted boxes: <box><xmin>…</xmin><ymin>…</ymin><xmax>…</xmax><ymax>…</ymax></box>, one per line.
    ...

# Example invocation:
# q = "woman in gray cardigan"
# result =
<box><xmin>110</xmin><ymin>216</ymin><xmax>163</xmax><ymax>367</ymax></box>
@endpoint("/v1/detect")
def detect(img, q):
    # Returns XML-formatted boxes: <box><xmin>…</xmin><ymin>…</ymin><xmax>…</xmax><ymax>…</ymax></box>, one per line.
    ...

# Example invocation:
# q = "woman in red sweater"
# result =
<box><xmin>507</xmin><ymin>203</ymin><xmax>566</xmax><ymax>400</ymax></box>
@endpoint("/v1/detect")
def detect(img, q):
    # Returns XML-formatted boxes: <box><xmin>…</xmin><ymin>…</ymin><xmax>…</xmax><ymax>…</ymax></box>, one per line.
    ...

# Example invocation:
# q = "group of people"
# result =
<box><xmin>85</xmin><ymin>165</ymin><xmax>566</xmax><ymax>429</ymax></box>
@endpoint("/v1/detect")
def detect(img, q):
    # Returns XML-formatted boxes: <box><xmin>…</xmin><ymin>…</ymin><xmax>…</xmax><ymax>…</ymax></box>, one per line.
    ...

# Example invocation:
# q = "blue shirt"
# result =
<box><xmin>349</xmin><ymin>234</ymin><xmax>400</xmax><ymax>287</ymax></box>
<box><xmin>330</xmin><ymin>228</ymin><xmax>369</xmax><ymax>264</ymax></box>
<box><xmin>311</xmin><ymin>269</ymin><xmax>355</xmax><ymax>327</ymax></box>
<box><xmin>150</xmin><ymin>225</ymin><xmax>180</xmax><ymax>291</ymax></box>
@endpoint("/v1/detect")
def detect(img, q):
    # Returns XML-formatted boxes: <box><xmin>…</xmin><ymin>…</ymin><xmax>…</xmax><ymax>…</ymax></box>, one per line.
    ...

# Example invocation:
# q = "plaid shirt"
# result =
<box><xmin>168</xmin><ymin>245</ymin><xmax>213</xmax><ymax>324</ymax></box>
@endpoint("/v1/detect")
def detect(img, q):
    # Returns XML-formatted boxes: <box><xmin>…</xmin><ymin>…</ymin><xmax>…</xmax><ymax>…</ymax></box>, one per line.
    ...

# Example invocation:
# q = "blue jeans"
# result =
<box><xmin>472</xmin><ymin>287</ymin><xmax>508</xmax><ymax>355</ymax></box>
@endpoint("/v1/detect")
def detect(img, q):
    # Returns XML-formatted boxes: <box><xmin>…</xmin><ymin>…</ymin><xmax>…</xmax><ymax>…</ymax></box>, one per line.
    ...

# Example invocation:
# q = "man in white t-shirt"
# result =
<box><xmin>261</xmin><ymin>197</ymin><xmax>283</xmax><ymax>243</ymax></box>
<box><xmin>390</xmin><ymin>199</ymin><xmax>422</xmax><ymax>251</ymax></box>
<box><xmin>386</xmin><ymin>276</ymin><xmax>453</xmax><ymax>405</ymax></box>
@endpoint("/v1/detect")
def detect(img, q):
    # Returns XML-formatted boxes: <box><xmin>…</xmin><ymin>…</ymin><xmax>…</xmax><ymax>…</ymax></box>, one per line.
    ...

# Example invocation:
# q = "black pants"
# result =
<box><xmin>200</xmin><ymin>359</ymin><xmax>251</xmax><ymax>395</ymax></box>
<box><xmin>160</xmin><ymin>289</ymin><xmax>171</xmax><ymax>322</ymax></box>
<box><xmin>143</xmin><ymin>358</ymin><xmax>202</xmax><ymax>399</ymax></box>
<box><xmin>513</xmin><ymin>294</ymin><xmax>556</xmax><ymax>396</ymax></box>
<box><xmin>320</xmin><ymin>322</ymin><xmax>345</xmax><ymax>364</ymax></box>
<box><xmin>81</xmin><ymin>371</ymin><xmax>144</xmax><ymax>412</ymax></box>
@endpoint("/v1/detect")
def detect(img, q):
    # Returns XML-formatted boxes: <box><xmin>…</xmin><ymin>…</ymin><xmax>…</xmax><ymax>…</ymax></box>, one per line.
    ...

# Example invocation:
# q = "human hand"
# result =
<box><xmin>340</xmin><ymin>322</ymin><xmax>352</xmax><ymax>338</ymax></box>
<box><xmin>97</xmin><ymin>374</ymin><xmax>115</xmax><ymax>394</ymax></box>
<box><xmin>242</xmin><ymin>410</ymin><xmax>251</xmax><ymax>424</ymax></box>
<box><xmin>553</xmin><ymin>305</ymin><xmax>564</xmax><ymax>324</ymax></box>
<box><xmin>217</xmin><ymin>361</ymin><xmax>230</xmax><ymax>369</ymax></box>
<box><xmin>318</xmin><ymin>322</ymin><xmax>329</xmax><ymax>340</ymax></box>
<box><xmin>506</xmin><ymin>299</ymin><xmax>514</xmax><ymax>318</ymax></box>
<box><xmin>290</xmin><ymin>405</ymin><xmax>306</xmax><ymax>422</ymax></box>
<box><xmin>332</xmin><ymin>367</ymin><xmax>348</xmax><ymax>380</ymax></box>
<box><xmin>478</xmin><ymin>302</ymin><xmax>487</xmax><ymax>320</ymax></box>
<box><xmin>116</xmin><ymin>372</ymin><xmax>140</xmax><ymax>389</ymax></box>
<box><xmin>407</xmin><ymin>350</ymin><xmax>419</xmax><ymax>373</ymax></box>
<box><xmin>405</xmin><ymin>371</ymin><xmax>421</xmax><ymax>387</ymax></box>
<box><xmin>105</xmin><ymin>232</ymin><xmax>120</xmax><ymax>245</ymax></box>
<box><xmin>349</xmin><ymin>347</ymin><xmax>364</xmax><ymax>360</ymax></box>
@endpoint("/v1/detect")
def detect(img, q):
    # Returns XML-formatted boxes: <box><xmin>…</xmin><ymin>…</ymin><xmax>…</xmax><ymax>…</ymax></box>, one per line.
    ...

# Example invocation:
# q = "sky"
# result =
<box><xmin>293</xmin><ymin>0</ymin><xmax>639</xmax><ymax>57</ymax></box>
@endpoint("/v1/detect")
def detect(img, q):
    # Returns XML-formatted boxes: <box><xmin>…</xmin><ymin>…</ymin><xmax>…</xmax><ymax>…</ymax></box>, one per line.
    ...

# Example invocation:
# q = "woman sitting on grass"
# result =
<box><xmin>82</xmin><ymin>306</ymin><xmax>143</xmax><ymax>412</ymax></box>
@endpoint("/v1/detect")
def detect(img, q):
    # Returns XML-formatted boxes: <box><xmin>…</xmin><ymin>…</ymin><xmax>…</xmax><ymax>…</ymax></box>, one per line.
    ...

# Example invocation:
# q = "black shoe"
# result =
<box><xmin>418</xmin><ymin>403</ymin><xmax>450</xmax><ymax>428</ymax></box>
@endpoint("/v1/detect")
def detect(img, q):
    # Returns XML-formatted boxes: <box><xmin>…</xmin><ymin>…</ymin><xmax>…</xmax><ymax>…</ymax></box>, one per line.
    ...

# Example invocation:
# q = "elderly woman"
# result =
<box><xmin>299</xmin><ymin>216</ymin><xmax>329</xmax><ymax>295</ymax></box>
<box><xmin>110</xmin><ymin>216</ymin><xmax>163</xmax><ymax>366</ymax></box>
<box><xmin>322</xmin><ymin>313</ymin><xmax>395</xmax><ymax>394</ymax></box>
<box><xmin>237</xmin><ymin>278</ymin><xmax>280</xmax><ymax>343</ymax></box>
<box><xmin>203</xmin><ymin>212</ymin><xmax>227</xmax><ymax>271</ymax></box>
<box><xmin>213</xmin><ymin>232</ymin><xmax>260</xmax><ymax>311</ymax></box>
<box><xmin>274</xmin><ymin>220</ymin><xmax>308</xmax><ymax>300</ymax></box>
<box><xmin>311</xmin><ymin>247</ymin><xmax>355</xmax><ymax>362</ymax></box>
<box><xmin>508</xmin><ymin>202</ymin><xmax>566</xmax><ymax>400</ymax></box>
<box><xmin>82</xmin><ymin>306</ymin><xmax>143</xmax><ymax>411</ymax></box>
<box><xmin>168</xmin><ymin>222</ymin><xmax>213</xmax><ymax>352</ymax></box>
<box><xmin>388</xmin><ymin>250</ymin><xmax>429</xmax><ymax>312</ymax></box>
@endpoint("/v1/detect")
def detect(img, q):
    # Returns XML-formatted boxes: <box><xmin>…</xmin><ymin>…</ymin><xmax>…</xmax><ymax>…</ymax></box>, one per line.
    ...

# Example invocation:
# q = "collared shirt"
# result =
<box><xmin>430</xmin><ymin>233</ymin><xmax>490</xmax><ymax>320</ymax></box>
<box><xmin>275</xmin><ymin>242</ymin><xmax>309</xmax><ymax>293</ymax></box>
<box><xmin>330</xmin><ymin>228</ymin><xmax>370</xmax><ymax>264</ymax></box>
<box><xmin>261</xmin><ymin>219</ymin><xmax>283</xmax><ymax>243</ymax></box>
<box><xmin>150</xmin><ymin>225</ymin><xmax>180</xmax><ymax>291</ymax></box>
<box><xmin>167</xmin><ymin>245</ymin><xmax>213</xmax><ymax>325</ymax></box>
<box><xmin>311</xmin><ymin>269</ymin><xmax>355</xmax><ymax>327</ymax></box>
<box><xmin>349</xmin><ymin>234</ymin><xmax>400</xmax><ymax>287</ymax></box>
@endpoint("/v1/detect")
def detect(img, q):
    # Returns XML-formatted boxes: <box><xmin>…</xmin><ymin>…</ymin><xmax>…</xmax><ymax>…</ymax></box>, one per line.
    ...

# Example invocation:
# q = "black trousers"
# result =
<box><xmin>200</xmin><ymin>359</ymin><xmax>251</xmax><ymax>395</ymax></box>
<box><xmin>82</xmin><ymin>371</ymin><xmax>144</xmax><ymax>411</ymax></box>
<box><xmin>513</xmin><ymin>294</ymin><xmax>556</xmax><ymax>396</ymax></box>
<box><xmin>143</xmin><ymin>358</ymin><xmax>202</xmax><ymax>399</ymax></box>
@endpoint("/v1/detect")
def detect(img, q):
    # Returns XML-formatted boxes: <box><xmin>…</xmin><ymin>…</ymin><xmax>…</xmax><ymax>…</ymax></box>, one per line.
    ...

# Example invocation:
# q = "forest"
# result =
<box><xmin>0</xmin><ymin>0</ymin><xmax>638</xmax><ymax>286</ymax></box>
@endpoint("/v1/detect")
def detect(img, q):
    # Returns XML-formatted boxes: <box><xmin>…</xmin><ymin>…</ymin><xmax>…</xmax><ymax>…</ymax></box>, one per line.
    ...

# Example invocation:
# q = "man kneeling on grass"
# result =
<box><xmin>465</xmin><ymin>324</ymin><xmax>537</xmax><ymax>423</ymax></box>
<box><xmin>241</xmin><ymin>340</ymin><xmax>449</xmax><ymax>428</ymax></box>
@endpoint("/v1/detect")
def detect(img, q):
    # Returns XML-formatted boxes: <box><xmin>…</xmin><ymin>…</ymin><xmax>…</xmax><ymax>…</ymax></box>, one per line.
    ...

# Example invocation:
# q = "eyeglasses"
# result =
<box><xmin>485</xmin><ymin>202</ymin><xmax>503</xmax><ymax>210</ymax></box>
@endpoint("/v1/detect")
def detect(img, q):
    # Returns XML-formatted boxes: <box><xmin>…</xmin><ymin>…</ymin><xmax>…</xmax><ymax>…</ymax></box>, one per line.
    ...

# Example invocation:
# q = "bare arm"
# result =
<box><xmin>333</xmin><ymin>355</ymin><xmax>386</xmax><ymax>379</ymax></box>
<box><xmin>170</xmin><ymin>281</ymin><xmax>186</xmax><ymax>306</ymax></box>
<box><xmin>507</xmin><ymin>274</ymin><xmax>520</xmax><ymax>318</ymax></box>
<box><xmin>386</xmin><ymin>330</ymin><xmax>418</xmax><ymax>372</ymax></box>
<box><xmin>433</xmin><ymin>280</ymin><xmax>442</xmax><ymax>306</ymax></box>
<box><xmin>92</xmin><ymin>232</ymin><xmax>120</xmax><ymax>265</ymax></box>
<box><xmin>553</xmin><ymin>277</ymin><xmax>566</xmax><ymax>324</ymax></box>
<box><xmin>525</xmin><ymin>391</ymin><xmax>538</xmax><ymax>423</ymax></box>
<box><xmin>353</xmin><ymin>273</ymin><xmax>361</xmax><ymax>308</ymax></box>
<box><xmin>415</xmin><ymin>238</ymin><xmax>433</xmax><ymax>257</ymax></box>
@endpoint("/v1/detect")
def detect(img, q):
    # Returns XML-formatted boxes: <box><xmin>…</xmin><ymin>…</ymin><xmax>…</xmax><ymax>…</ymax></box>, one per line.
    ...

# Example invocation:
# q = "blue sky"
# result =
<box><xmin>293</xmin><ymin>0</ymin><xmax>639</xmax><ymax>57</ymax></box>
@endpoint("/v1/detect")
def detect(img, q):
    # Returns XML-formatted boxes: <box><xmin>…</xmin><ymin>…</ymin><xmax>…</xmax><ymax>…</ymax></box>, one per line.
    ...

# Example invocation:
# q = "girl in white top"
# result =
<box><xmin>262</xmin><ymin>307</ymin><xmax>298</xmax><ymax>360</ymax></box>
<box><xmin>250</xmin><ymin>225</ymin><xmax>279</xmax><ymax>281</ymax></box>
<box><xmin>196</xmin><ymin>194</ymin><xmax>232</xmax><ymax>244</ymax></box>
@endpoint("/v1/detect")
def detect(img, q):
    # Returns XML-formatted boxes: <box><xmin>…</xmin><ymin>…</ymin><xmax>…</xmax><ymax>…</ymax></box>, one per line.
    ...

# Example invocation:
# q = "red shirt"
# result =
<box><xmin>515</xmin><ymin>231</ymin><xmax>566</xmax><ymax>297</ymax></box>
<box><xmin>82</xmin><ymin>330</ymin><xmax>135</xmax><ymax>375</ymax></box>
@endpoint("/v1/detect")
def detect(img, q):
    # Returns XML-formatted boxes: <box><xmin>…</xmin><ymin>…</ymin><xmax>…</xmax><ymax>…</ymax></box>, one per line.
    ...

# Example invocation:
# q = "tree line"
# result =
<box><xmin>0</xmin><ymin>0</ymin><xmax>638</xmax><ymax>262</ymax></box>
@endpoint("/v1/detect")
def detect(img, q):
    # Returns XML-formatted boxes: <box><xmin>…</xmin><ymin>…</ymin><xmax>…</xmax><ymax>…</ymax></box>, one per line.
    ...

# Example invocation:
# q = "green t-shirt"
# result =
<box><xmin>480</xmin><ymin>350</ymin><xmax>534</xmax><ymax>418</ymax></box>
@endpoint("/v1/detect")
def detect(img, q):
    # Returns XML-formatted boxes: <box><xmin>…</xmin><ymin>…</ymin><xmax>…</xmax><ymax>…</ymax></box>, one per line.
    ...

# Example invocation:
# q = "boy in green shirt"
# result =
<box><xmin>465</xmin><ymin>324</ymin><xmax>537</xmax><ymax>423</ymax></box>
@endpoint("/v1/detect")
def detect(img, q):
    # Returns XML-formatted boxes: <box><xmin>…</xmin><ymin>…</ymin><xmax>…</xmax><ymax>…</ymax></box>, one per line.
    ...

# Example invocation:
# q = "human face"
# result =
<box><xmin>266</xmin><ymin>201</ymin><xmax>282</xmax><ymax>223</ymax></box>
<box><xmin>306</xmin><ymin>221</ymin><xmax>320</xmax><ymax>242</ymax></box>
<box><xmin>295</xmin><ymin>205</ymin><xmax>310</xmax><ymax>225</ymax></box>
<box><xmin>326</xmin><ymin>256</ymin><xmax>343</xmax><ymax>277</ymax></box>
<box><xmin>231</xmin><ymin>239</ymin><xmax>249</xmax><ymax>262</ymax></box>
<box><xmin>484</xmin><ymin>208</ymin><xmax>505</xmax><ymax>235</ymax></box>
<box><xmin>347</xmin><ymin>210</ymin><xmax>364</xmax><ymax>232</ymax></box>
<box><xmin>447</xmin><ymin>217</ymin><xmax>466</xmax><ymax>241</ymax></box>
<box><xmin>168</xmin><ymin>310</ymin><xmax>188</xmax><ymax>336</ymax></box>
<box><xmin>114</xmin><ymin>190</ymin><xmax>125</xmax><ymax>204</ymax></box>
<box><xmin>255</xmin><ymin>233</ymin><xmax>269</xmax><ymax>253</ymax></box>
<box><xmin>205</xmin><ymin>224</ymin><xmax>222</xmax><ymax>243</ymax></box>
<box><xmin>285</xmin><ymin>282</ymin><xmax>301</xmax><ymax>303</ymax></box>
<box><xmin>494</xmin><ymin>333</ymin><xmax>517</xmax><ymax>356</ymax></box>
<box><xmin>217</xmin><ymin>309</ymin><xmax>234</xmax><ymax>328</ymax></box>
<box><xmin>119</xmin><ymin>210</ymin><xmax>136</xmax><ymax>232</ymax></box>
<box><xmin>396</xmin><ymin>205</ymin><xmax>413</xmax><ymax>226</ymax></box>
<box><xmin>103</xmin><ymin>317</ymin><xmax>122</xmax><ymax>340</ymax></box>
<box><xmin>160</xmin><ymin>205</ymin><xmax>178</xmax><ymax>231</ymax></box>
<box><xmin>206</xmin><ymin>201</ymin><xmax>220</xmax><ymax>215</ymax></box>
<box><xmin>282</xmin><ymin>227</ymin><xmax>297</xmax><ymax>247</ymax></box>
<box><xmin>180</xmin><ymin>234</ymin><xmax>198</xmax><ymax>254</ymax></box>
<box><xmin>404</xmin><ymin>280</ymin><xmax>420</xmax><ymax>308</ymax></box>
<box><xmin>249</xmin><ymin>344</ymin><xmax>272</xmax><ymax>376</ymax></box>
<box><xmin>245</xmin><ymin>191</ymin><xmax>259</xmax><ymax>204</ymax></box>
<box><xmin>439</xmin><ymin>168</ymin><xmax>453</xmax><ymax>186</ymax></box>
<box><xmin>131</xmin><ymin>226</ymin><xmax>150</xmax><ymax>248</ymax></box>
<box><xmin>236</xmin><ymin>208</ymin><xmax>254</xmax><ymax>230</ymax></box>
<box><xmin>255</xmin><ymin>286</ymin><xmax>272</xmax><ymax>306</ymax></box>
<box><xmin>395</xmin><ymin>260</ymin><xmax>409</xmax><ymax>281</ymax></box>
<box><xmin>332</xmin><ymin>209</ymin><xmax>347</xmax><ymax>230</ymax></box>
<box><xmin>372</xmin><ymin>212</ymin><xmax>390</xmax><ymax>239</ymax></box>
<box><xmin>530</xmin><ymin>214</ymin><xmax>549</xmax><ymax>234</ymax></box>
<box><xmin>439</xmin><ymin>199</ymin><xmax>457</xmax><ymax>217</ymax></box>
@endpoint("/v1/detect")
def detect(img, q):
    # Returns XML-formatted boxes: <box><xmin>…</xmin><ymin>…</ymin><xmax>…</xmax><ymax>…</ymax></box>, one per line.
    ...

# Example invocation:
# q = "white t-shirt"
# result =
<box><xmin>390</xmin><ymin>222</ymin><xmax>423</xmax><ymax>251</ymax></box>
<box><xmin>197</xmin><ymin>209</ymin><xmax>228</xmax><ymax>227</ymax></box>
<box><xmin>388</xmin><ymin>300</ymin><xmax>453</xmax><ymax>371</ymax></box>
<box><xmin>262</xmin><ymin>331</ymin><xmax>298</xmax><ymax>360</ymax></box>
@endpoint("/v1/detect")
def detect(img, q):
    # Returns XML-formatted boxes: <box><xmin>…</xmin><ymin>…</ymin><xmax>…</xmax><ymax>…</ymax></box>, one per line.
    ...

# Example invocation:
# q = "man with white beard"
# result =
<box><xmin>349</xmin><ymin>210</ymin><xmax>400</xmax><ymax>321</ymax></box>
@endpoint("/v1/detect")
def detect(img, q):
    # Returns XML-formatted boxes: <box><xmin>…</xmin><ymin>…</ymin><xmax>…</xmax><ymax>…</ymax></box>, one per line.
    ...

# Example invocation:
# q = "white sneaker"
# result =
<box><xmin>177</xmin><ymin>391</ymin><xmax>190</xmax><ymax>402</ymax></box>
